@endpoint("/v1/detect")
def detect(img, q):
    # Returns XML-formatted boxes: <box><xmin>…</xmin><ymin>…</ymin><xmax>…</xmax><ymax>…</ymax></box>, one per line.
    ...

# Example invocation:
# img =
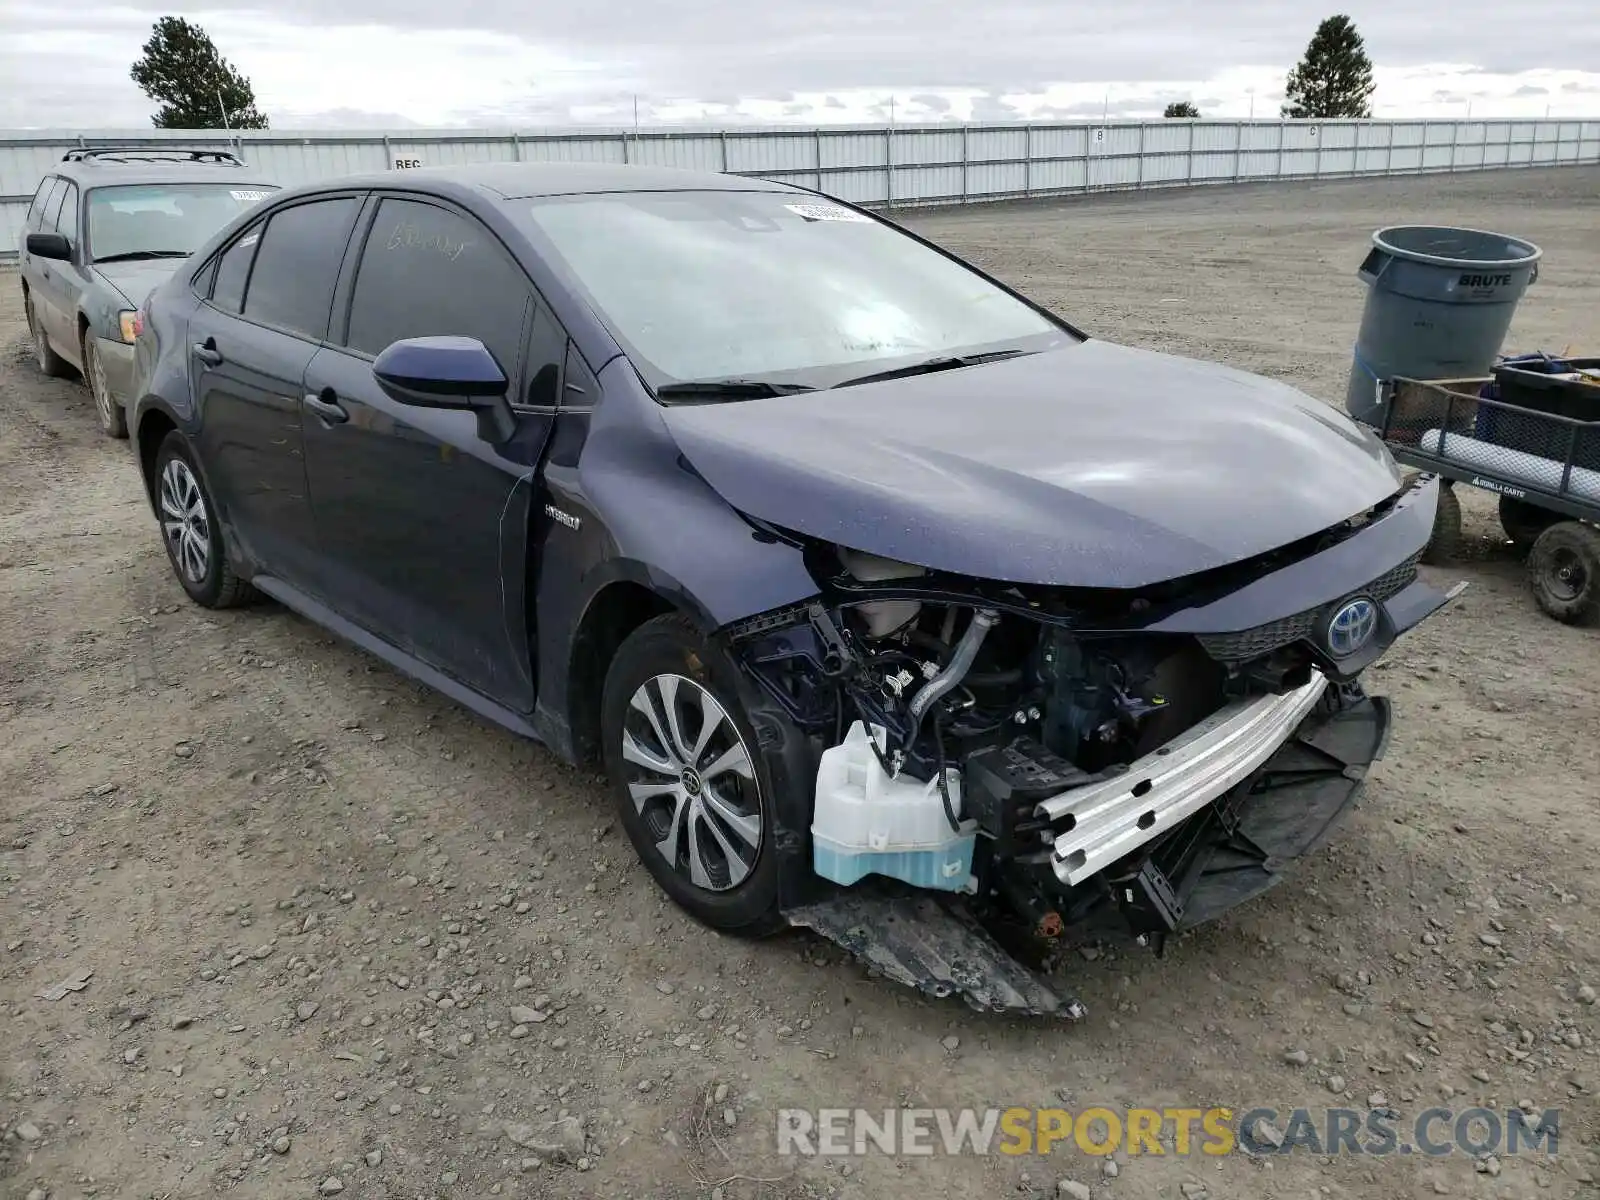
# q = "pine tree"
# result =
<box><xmin>1282</xmin><ymin>15</ymin><xmax>1376</xmax><ymax>118</ymax></box>
<box><xmin>130</xmin><ymin>17</ymin><xmax>269</xmax><ymax>129</ymax></box>
<box><xmin>1163</xmin><ymin>102</ymin><xmax>1200</xmax><ymax>119</ymax></box>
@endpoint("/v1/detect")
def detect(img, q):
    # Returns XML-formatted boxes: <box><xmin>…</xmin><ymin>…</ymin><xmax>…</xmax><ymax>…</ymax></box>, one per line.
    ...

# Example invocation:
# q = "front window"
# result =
<box><xmin>518</xmin><ymin>190</ymin><xmax>1073</xmax><ymax>391</ymax></box>
<box><xmin>86</xmin><ymin>183</ymin><xmax>278</xmax><ymax>263</ymax></box>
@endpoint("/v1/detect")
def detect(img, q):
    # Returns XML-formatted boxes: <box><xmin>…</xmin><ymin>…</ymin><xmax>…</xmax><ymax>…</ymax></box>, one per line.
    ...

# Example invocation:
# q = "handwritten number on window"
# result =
<box><xmin>385</xmin><ymin>221</ymin><xmax>470</xmax><ymax>262</ymax></box>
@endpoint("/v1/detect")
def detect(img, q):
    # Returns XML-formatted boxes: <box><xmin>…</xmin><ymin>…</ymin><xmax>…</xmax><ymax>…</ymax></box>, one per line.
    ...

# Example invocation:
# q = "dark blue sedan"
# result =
<box><xmin>128</xmin><ymin>163</ymin><xmax>1457</xmax><ymax>1014</ymax></box>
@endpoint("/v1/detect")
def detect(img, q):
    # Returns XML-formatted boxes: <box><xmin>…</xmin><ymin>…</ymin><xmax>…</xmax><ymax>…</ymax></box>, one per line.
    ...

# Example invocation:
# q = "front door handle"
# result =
<box><xmin>304</xmin><ymin>389</ymin><xmax>348</xmax><ymax>424</ymax></box>
<box><xmin>192</xmin><ymin>339</ymin><xmax>223</xmax><ymax>367</ymax></box>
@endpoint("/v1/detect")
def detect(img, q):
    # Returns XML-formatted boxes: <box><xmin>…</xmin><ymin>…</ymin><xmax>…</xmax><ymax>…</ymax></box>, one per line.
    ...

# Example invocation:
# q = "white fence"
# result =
<box><xmin>3</xmin><ymin>117</ymin><xmax>1598</xmax><ymax>258</ymax></box>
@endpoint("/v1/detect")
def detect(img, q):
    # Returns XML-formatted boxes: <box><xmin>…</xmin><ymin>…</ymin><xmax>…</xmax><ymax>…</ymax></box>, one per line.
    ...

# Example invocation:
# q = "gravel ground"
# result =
<box><xmin>2</xmin><ymin>166</ymin><xmax>1598</xmax><ymax>1200</ymax></box>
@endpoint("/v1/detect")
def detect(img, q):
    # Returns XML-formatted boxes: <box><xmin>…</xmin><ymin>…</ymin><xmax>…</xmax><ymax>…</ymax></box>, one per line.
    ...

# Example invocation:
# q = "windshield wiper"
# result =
<box><xmin>94</xmin><ymin>250</ymin><xmax>191</xmax><ymax>263</ymax></box>
<box><xmin>655</xmin><ymin>378</ymin><xmax>818</xmax><ymax>402</ymax></box>
<box><xmin>832</xmin><ymin>348</ymin><xmax>1033</xmax><ymax>389</ymax></box>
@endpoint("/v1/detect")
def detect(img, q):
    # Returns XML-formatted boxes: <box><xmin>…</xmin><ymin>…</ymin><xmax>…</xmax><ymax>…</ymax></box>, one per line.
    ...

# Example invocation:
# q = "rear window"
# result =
<box><xmin>86</xmin><ymin>183</ymin><xmax>277</xmax><ymax>263</ymax></box>
<box><xmin>40</xmin><ymin>180</ymin><xmax>68</xmax><ymax>232</ymax></box>
<box><xmin>26</xmin><ymin>177</ymin><xmax>57</xmax><ymax>225</ymax></box>
<box><xmin>210</xmin><ymin>227</ymin><xmax>260</xmax><ymax>314</ymax></box>
<box><xmin>240</xmin><ymin>197</ymin><xmax>359</xmax><ymax>340</ymax></box>
<box><xmin>54</xmin><ymin>182</ymin><xmax>80</xmax><ymax>239</ymax></box>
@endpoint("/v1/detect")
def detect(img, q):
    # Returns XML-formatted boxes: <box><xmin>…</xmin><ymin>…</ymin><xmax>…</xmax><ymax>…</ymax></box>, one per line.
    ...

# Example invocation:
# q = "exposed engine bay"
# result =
<box><xmin>723</xmin><ymin>502</ymin><xmax>1453</xmax><ymax>1015</ymax></box>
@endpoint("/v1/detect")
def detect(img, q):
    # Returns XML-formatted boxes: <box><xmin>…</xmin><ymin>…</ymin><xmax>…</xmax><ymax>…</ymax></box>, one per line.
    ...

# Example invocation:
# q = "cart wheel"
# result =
<box><xmin>1528</xmin><ymin>522</ymin><xmax>1600</xmax><ymax>625</ymax></box>
<box><xmin>1498</xmin><ymin>495</ymin><xmax>1559</xmax><ymax>551</ymax></box>
<box><xmin>1421</xmin><ymin>484</ymin><xmax>1464</xmax><ymax>565</ymax></box>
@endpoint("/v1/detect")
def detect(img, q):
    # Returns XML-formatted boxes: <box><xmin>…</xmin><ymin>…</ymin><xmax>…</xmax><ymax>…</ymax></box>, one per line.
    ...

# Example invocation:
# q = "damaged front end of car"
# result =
<box><xmin>719</xmin><ymin>473</ymin><xmax>1462</xmax><ymax>1017</ymax></box>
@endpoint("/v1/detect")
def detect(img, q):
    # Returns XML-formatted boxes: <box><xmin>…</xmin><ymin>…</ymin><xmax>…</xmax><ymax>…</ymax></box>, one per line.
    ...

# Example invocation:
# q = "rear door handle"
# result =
<box><xmin>192</xmin><ymin>340</ymin><xmax>223</xmax><ymax>367</ymax></box>
<box><xmin>304</xmin><ymin>390</ymin><xmax>348</xmax><ymax>424</ymax></box>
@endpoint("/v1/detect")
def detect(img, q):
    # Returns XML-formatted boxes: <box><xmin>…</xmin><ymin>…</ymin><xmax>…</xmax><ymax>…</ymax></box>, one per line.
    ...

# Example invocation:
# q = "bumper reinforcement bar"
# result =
<box><xmin>1038</xmin><ymin>672</ymin><xmax>1330</xmax><ymax>886</ymax></box>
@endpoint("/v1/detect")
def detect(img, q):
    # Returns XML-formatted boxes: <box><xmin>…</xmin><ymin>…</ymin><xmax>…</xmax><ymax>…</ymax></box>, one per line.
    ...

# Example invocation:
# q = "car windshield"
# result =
<box><xmin>87</xmin><ymin>183</ymin><xmax>277</xmax><ymax>262</ymax></box>
<box><xmin>519</xmin><ymin>190</ymin><xmax>1073</xmax><ymax>391</ymax></box>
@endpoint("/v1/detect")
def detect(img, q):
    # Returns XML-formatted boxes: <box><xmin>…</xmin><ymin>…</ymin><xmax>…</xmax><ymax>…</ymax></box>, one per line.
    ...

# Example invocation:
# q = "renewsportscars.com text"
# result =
<box><xmin>776</xmin><ymin>1106</ymin><xmax>1560</xmax><ymax>1159</ymax></box>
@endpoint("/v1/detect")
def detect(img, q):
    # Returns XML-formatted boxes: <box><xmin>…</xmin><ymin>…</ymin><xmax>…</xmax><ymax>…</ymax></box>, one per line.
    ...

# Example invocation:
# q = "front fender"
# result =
<box><xmin>568</xmin><ymin>556</ymin><xmax>728</xmax><ymax>638</ymax></box>
<box><xmin>530</xmin><ymin>363</ymin><xmax>822</xmax><ymax>762</ymax></box>
<box><xmin>554</xmin><ymin>358</ymin><xmax>822</xmax><ymax>623</ymax></box>
<box><xmin>79</xmin><ymin>292</ymin><xmax>126</xmax><ymax>345</ymax></box>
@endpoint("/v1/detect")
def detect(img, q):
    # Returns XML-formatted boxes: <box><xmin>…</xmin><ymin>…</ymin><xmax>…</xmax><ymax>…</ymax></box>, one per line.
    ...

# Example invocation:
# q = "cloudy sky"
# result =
<box><xmin>2</xmin><ymin>1</ymin><xmax>1598</xmax><ymax>130</ymax></box>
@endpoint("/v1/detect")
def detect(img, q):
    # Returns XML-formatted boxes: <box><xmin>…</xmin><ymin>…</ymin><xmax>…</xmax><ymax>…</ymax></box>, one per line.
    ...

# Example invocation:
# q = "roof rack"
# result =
<box><xmin>60</xmin><ymin>147</ymin><xmax>245</xmax><ymax>166</ymax></box>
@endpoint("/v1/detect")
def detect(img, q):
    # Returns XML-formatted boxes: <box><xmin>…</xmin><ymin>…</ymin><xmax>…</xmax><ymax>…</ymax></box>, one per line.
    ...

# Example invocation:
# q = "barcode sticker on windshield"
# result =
<box><xmin>785</xmin><ymin>202</ymin><xmax>871</xmax><ymax>223</ymax></box>
<box><xmin>231</xmin><ymin>189</ymin><xmax>272</xmax><ymax>203</ymax></box>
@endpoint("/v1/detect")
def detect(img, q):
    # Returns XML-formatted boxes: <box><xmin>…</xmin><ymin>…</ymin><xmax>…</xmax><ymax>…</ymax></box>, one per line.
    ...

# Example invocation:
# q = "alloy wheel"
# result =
<box><xmin>87</xmin><ymin>343</ymin><xmax>114</xmax><ymax>427</ymax></box>
<box><xmin>32</xmin><ymin>315</ymin><xmax>49</xmax><ymax>372</ymax></box>
<box><xmin>159</xmin><ymin>457</ymin><xmax>211</xmax><ymax>585</ymax></box>
<box><xmin>620</xmin><ymin>673</ymin><xmax>763</xmax><ymax>892</ymax></box>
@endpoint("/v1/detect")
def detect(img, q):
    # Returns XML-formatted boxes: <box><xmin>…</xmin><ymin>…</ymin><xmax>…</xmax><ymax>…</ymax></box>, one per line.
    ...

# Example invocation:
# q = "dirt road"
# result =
<box><xmin>3</xmin><ymin>167</ymin><xmax>1598</xmax><ymax>1200</ymax></box>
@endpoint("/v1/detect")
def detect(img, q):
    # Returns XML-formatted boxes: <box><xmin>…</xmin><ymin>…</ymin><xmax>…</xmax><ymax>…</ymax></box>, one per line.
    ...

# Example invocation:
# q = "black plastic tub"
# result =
<box><xmin>1492</xmin><ymin>353</ymin><xmax>1600</xmax><ymax>418</ymax></box>
<box><xmin>1479</xmin><ymin>354</ymin><xmax>1600</xmax><ymax>473</ymax></box>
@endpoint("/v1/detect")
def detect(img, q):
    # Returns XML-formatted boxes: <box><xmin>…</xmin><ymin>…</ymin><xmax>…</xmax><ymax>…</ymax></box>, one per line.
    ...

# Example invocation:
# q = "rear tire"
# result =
<box><xmin>1497</xmin><ymin>494</ymin><xmax>1557</xmax><ymax>551</ymax></box>
<box><xmin>153</xmin><ymin>431</ymin><xmax>257</xmax><ymax>609</ymax></box>
<box><xmin>85</xmin><ymin>336</ymin><xmax>129</xmax><ymax>439</ymax></box>
<box><xmin>28</xmin><ymin>299</ymin><xmax>70</xmax><ymax>379</ymax></box>
<box><xmin>600</xmin><ymin>614</ymin><xmax>788</xmax><ymax>936</ymax></box>
<box><xmin>1420</xmin><ymin>483</ymin><xmax>1464</xmax><ymax>565</ymax></box>
<box><xmin>1528</xmin><ymin>522</ymin><xmax>1600</xmax><ymax>625</ymax></box>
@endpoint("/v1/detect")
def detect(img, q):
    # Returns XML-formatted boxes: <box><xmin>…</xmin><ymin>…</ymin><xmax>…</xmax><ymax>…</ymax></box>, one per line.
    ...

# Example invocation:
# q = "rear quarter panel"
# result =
<box><xmin>130</xmin><ymin>273</ymin><xmax>202</xmax><ymax>452</ymax></box>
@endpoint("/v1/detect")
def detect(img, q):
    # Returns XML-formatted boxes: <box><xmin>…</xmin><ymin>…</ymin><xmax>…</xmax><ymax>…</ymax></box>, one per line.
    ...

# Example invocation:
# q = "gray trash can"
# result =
<box><xmin>1344</xmin><ymin>225</ymin><xmax>1542</xmax><ymax>426</ymax></box>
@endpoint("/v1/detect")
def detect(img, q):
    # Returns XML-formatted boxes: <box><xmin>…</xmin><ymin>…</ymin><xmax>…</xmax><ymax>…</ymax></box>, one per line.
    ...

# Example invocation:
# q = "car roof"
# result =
<box><xmin>275</xmin><ymin>161</ymin><xmax>802</xmax><ymax>202</ymax></box>
<box><xmin>47</xmin><ymin>148</ymin><xmax>278</xmax><ymax>190</ymax></box>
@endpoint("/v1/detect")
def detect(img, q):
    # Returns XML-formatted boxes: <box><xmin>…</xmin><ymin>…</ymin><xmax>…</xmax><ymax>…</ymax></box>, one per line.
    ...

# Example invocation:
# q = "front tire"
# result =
<box><xmin>1420</xmin><ymin>482</ymin><xmax>1463</xmax><ymax>565</ymax></box>
<box><xmin>85</xmin><ymin>336</ymin><xmax>129</xmax><ymax>439</ymax></box>
<box><xmin>153</xmin><ymin>431</ymin><xmax>256</xmax><ymax>609</ymax></box>
<box><xmin>601</xmin><ymin>615</ymin><xmax>787</xmax><ymax>935</ymax></box>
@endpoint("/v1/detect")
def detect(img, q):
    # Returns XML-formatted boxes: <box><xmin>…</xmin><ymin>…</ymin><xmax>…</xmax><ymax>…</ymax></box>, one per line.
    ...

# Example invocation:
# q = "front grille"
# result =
<box><xmin>1367</xmin><ymin>555</ymin><xmax>1422</xmax><ymax>603</ymax></box>
<box><xmin>1197</xmin><ymin>553</ymin><xmax>1420</xmax><ymax>663</ymax></box>
<box><xmin>1197</xmin><ymin>612</ymin><xmax>1319</xmax><ymax>662</ymax></box>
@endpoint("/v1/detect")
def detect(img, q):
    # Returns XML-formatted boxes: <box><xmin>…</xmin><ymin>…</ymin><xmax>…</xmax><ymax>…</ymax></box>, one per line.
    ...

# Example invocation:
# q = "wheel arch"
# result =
<box><xmin>580</xmin><ymin>591</ymin><xmax>828</xmax><ymax>924</ymax></box>
<box><xmin>560</xmin><ymin>571</ymin><xmax>705</xmax><ymax>768</ymax></box>
<box><xmin>537</xmin><ymin>487</ymin><xmax>824</xmax><ymax>762</ymax></box>
<box><xmin>134</xmin><ymin>405</ymin><xmax>180</xmax><ymax>505</ymax></box>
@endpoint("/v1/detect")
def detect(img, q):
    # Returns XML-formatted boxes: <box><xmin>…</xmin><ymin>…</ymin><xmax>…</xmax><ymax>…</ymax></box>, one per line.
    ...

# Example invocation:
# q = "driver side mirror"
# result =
<box><xmin>26</xmin><ymin>232</ymin><xmax>71</xmax><ymax>261</ymax></box>
<box><xmin>373</xmin><ymin>336</ymin><xmax>515</xmax><ymax>443</ymax></box>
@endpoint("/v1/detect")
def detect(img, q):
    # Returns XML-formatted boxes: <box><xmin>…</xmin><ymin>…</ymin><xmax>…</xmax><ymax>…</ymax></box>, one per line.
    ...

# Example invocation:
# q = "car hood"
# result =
<box><xmin>92</xmin><ymin>260</ymin><xmax>186</xmax><ymax>307</ymax></box>
<box><xmin>661</xmin><ymin>339</ymin><xmax>1405</xmax><ymax>589</ymax></box>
